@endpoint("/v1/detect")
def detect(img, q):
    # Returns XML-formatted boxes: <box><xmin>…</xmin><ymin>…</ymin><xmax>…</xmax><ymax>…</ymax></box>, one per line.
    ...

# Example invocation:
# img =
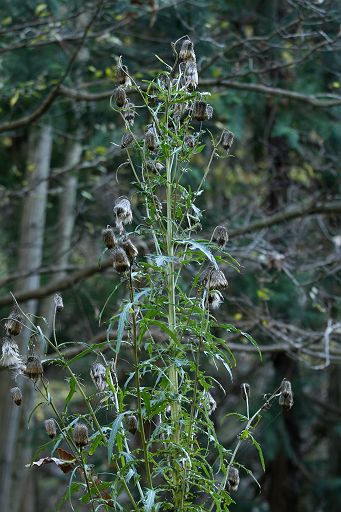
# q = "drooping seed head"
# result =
<box><xmin>240</xmin><ymin>383</ymin><xmax>250</xmax><ymax>401</ymax></box>
<box><xmin>102</xmin><ymin>227</ymin><xmax>117</xmax><ymax>249</ymax></box>
<box><xmin>121</xmin><ymin>132</ymin><xmax>134</xmax><ymax>149</ymax></box>
<box><xmin>5</xmin><ymin>307</ymin><xmax>23</xmax><ymax>336</ymax></box>
<box><xmin>201</xmin><ymin>267</ymin><xmax>228</xmax><ymax>290</ymax></box>
<box><xmin>73</xmin><ymin>423</ymin><xmax>89</xmax><ymax>448</ymax></box>
<box><xmin>116</xmin><ymin>61</ymin><xmax>132</xmax><ymax>87</ymax></box>
<box><xmin>113</xmin><ymin>86</ymin><xmax>127</xmax><ymax>108</ymax></box>
<box><xmin>121</xmin><ymin>238</ymin><xmax>138</xmax><ymax>262</ymax></box>
<box><xmin>179</xmin><ymin>38</ymin><xmax>196</xmax><ymax>62</ymax></box>
<box><xmin>145</xmin><ymin>125</ymin><xmax>159</xmax><ymax>152</ymax></box>
<box><xmin>212</xmin><ymin>225</ymin><xmax>229</xmax><ymax>249</ymax></box>
<box><xmin>54</xmin><ymin>293</ymin><xmax>64</xmax><ymax>313</ymax></box>
<box><xmin>127</xmin><ymin>414</ymin><xmax>138</xmax><ymax>435</ymax></box>
<box><xmin>193</xmin><ymin>100</ymin><xmax>212</xmax><ymax>121</ymax></box>
<box><xmin>0</xmin><ymin>338</ymin><xmax>23</xmax><ymax>368</ymax></box>
<box><xmin>221</xmin><ymin>129</ymin><xmax>234</xmax><ymax>151</ymax></box>
<box><xmin>208</xmin><ymin>291</ymin><xmax>223</xmax><ymax>310</ymax></box>
<box><xmin>44</xmin><ymin>418</ymin><xmax>57</xmax><ymax>438</ymax></box>
<box><xmin>90</xmin><ymin>362</ymin><xmax>107</xmax><ymax>391</ymax></box>
<box><xmin>113</xmin><ymin>197</ymin><xmax>133</xmax><ymax>233</ymax></box>
<box><xmin>228</xmin><ymin>466</ymin><xmax>240</xmax><ymax>491</ymax></box>
<box><xmin>10</xmin><ymin>386</ymin><xmax>22</xmax><ymax>406</ymax></box>
<box><xmin>123</xmin><ymin>102</ymin><xmax>135</xmax><ymax>126</ymax></box>
<box><xmin>112</xmin><ymin>246</ymin><xmax>130</xmax><ymax>273</ymax></box>
<box><xmin>25</xmin><ymin>355</ymin><xmax>43</xmax><ymax>381</ymax></box>
<box><xmin>184</xmin><ymin>60</ymin><xmax>198</xmax><ymax>89</ymax></box>
<box><xmin>279</xmin><ymin>379</ymin><xmax>294</xmax><ymax>410</ymax></box>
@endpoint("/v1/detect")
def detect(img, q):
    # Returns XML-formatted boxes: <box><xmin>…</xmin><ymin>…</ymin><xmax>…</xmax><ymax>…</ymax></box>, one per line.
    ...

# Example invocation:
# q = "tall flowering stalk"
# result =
<box><xmin>1</xmin><ymin>37</ymin><xmax>293</xmax><ymax>512</ymax></box>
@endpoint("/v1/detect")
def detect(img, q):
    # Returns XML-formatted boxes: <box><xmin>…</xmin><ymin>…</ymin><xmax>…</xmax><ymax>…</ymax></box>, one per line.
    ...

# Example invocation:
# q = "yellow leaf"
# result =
<box><xmin>234</xmin><ymin>312</ymin><xmax>243</xmax><ymax>321</ymax></box>
<box><xmin>35</xmin><ymin>4</ymin><xmax>47</xmax><ymax>16</ymax></box>
<box><xmin>2</xmin><ymin>17</ymin><xmax>12</xmax><ymax>26</ymax></box>
<box><xmin>257</xmin><ymin>288</ymin><xmax>271</xmax><ymax>301</ymax></box>
<box><xmin>10</xmin><ymin>91</ymin><xmax>20</xmax><ymax>107</ymax></box>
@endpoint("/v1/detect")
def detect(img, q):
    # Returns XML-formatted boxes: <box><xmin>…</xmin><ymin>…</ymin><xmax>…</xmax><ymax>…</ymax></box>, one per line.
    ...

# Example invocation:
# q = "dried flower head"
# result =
<box><xmin>127</xmin><ymin>414</ymin><xmax>138</xmax><ymax>435</ymax></box>
<box><xmin>123</xmin><ymin>102</ymin><xmax>135</xmax><ymax>126</ymax></box>
<box><xmin>184</xmin><ymin>60</ymin><xmax>198</xmax><ymax>89</ymax></box>
<box><xmin>193</xmin><ymin>100</ymin><xmax>212</xmax><ymax>121</ymax></box>
<box><xmin>240</xmin><ymin>383</ymin><xmax>250</xmax><ymax>400</ymax></box>
<box><xmin>279</xmin><ymin>378</ymin><xmax>294</xmax><ymax>410</ymax></box>
<box><xmin>102</xmin><ymin>227</ymin><xmax>117</xmax><ymax>249</ymax></box>
<box><xmin>25</xmin><ymin>355</ymin><xmax>43</xmax><ymax>381</ymax></box>
<box><xmin>202</xmin><ymin>267</ymin><xmax>228</xmax><ymax>290</ymax></box>
<box><xmin>44</xmin><ymin>418</ymin><xmax>57</xmax><ymax>438</ymax></box>
<box><xmin>184</xmin><ymin>135</ymin><xmax>195</xmax><ymax>148</ymax></box>
<box><xmin>145</xmin><ymin>125</ymin><xmax>159</xmax><ymax>151</ymax></box>
<box><xmin>121</xmin><ymin>132</ymin><xmax>134</xmax><ymax>149</ymax></box>
<box><xmin>112</xmin><ymin>246</ymin><xmax>130</xmax><ymax>273</ymax></box>
<box><xmin>208</xmin><ymin>290</ymin><xmax>223</xmax><ymax>310</ymax></box>
<box><xmin>200</xmin><ymin>390</ymin><xmax>217</xmax><ymax>416</ymax></box>
<box><xmin>10</xmin><ymin>386</ymin><xmax>22</xmax><ymax>406</ymax></box>
<box><xmin>90</xmin><ymin>362</ymin><xmax>107</xmax><ymax>391</ymax></box>
<box><xmin>212</xmin><ymin>225</ymin><xmax>229</xmax><ymax>249</ymax></box>
<box><xmin>121</xmin><ymin>238</ymin><xmax>138</xmax><ymax>262</ymax></box>
<box><xmin>116</xmin><ymin>61</ymin><xmax>132</xmax><ymax>87</ymax></box>
<box><xmin>0</xmin><ymin>338</ymin><xmax>22</xmax><ymax>367</ymax></box>
<box><xmin>113</xmin><ymin>197</ymin><xmax>133</xmax><ymax>233</ymax></box>
<box><xmin>113</xmin><ymin>86</ymin><xmax>127</xmax><ymax>108</ymax></box>
<box><xmin>221</xmin><ymin>129</ymin><xmax>234</xmax><ymax>151</ymax></box>
<box><xmin>54</xmin><ymin>293</ymin><xmax>64</xmax><ymax>313</ymax></box>
<box><xmin>73</xmin><ymin>423</ymin><xmax>89</xmax><ymax>448</ymax></box>
<box><xmin>5</xmin><ymin>307</ymin><xmax>23</xmax><ymax>336</ymax></box>
<box><xmin>228</xmin><ymin>466</ymin><xmax>240</xmax><ymax>491</ymax></box>
<box><xmin>179</xmin><ymin>38</ymin><xmax>196</xmax><ymax>62</ymax></box>
<box><xmin>146</xmin><ymin>160</ymin><xmax>164</xmax><ymax>173</ymax></box>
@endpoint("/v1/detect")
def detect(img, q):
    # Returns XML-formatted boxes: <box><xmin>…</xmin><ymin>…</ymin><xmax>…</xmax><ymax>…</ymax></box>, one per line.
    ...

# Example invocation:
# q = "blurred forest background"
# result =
<box><xmin>0</xmin><ymin>0</ymin><xmax>340</xmax><ymax>511</ymax></box>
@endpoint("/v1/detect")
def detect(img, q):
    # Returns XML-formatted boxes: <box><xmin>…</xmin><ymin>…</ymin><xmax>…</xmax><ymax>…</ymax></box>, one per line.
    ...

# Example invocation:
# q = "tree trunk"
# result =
<box><xmin>38</xmin><ymin>136</ymin><xmax>82</xmax><ymax>336</ymax></box>
<box><xmin>0</xmin><ymin>124</ymin><xmax>52</xmax><ymax>512</ymax></box>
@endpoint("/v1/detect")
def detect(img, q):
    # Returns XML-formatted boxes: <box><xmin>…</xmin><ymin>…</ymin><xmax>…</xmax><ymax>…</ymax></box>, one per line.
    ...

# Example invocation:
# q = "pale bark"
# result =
<box><xmin>0</xmin><ymin>124</ymin><xmax>52</xmax><ymax>512</ymax></box>
<box><xmin>38</xmin><ymin>136</ymin><xmax>82</xmax><ymax>336</ymax></box>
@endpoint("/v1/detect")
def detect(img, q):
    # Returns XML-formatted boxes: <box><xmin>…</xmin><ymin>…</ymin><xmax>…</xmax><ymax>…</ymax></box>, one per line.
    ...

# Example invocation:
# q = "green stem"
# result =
<box><xmin>128</xmin><ymin>268</ymin><xmax>153</xmax><ymax>490</ymax></box>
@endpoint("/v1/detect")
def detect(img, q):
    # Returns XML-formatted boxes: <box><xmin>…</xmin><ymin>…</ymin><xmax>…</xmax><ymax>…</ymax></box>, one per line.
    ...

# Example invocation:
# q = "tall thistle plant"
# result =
<box><xmin>1</xmin><ymin>37</ymin><xmax>293</xmax><ymax>511</ymax></box>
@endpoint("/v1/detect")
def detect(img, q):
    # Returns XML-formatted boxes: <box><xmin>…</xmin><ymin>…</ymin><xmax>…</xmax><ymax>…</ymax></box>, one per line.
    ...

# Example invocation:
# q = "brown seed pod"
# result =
<box><xmin>113</xmin><ymin>197</ymin><xmax>133</xmax><ymax>233</ymax></box>
<box><xmin>113</xmin><ymin>86</ymin><xmax>126</xmax><ymax>108</ymax></box>
<box><xmin>240</xmin><ymin>383</ymin><xmax>250</xmax><ymax>401</ymax></box>
<box><xmin>221</xmin><ymin>129</ymin><xmax>234</xmax><ymax>151</ymax></box>
<box><xmin>116</xmin><ymin>61</ymin><xmax>131</xmax><ymax>87</ymax></box>
<box><xmin>279</xmin><ymin>379</ymin><xmax>294</xmax><ymax>410</ymax></box>
<box><xmin>202</xmin><ymin>267</ymin><xmax>228</xmax><ymax>290</ymax></box>
<box><xmin>54</xmin><ymin>293</ymin><xmax>64</xmax><ymax>313</ymax></box>
<box><xmin>112</xmin><ymin>246</ymin><xmax>130</xmax><ymax>273</ymax></box>
<box><xmin>145</xmin><ymin>126</ymin><xmax>159</xmax><ymax>151</ymax></box>
<box><xmin>184</xmin><ymin>60</ymin><xmax>198</xmax><ymax>89</ymax></box>
<box><xmin>10</xmin><ymin>386</ymin><xmax>22</xmax><ymax>406</ymax></box>
<box><xmin>121</xmin><ymin>239</ymin><xmax>138</xmax><ymax>262</ymax></box>
<box><xmin>73</xmin><ymin>423</ymin><xmax>89</xmax><ymax>448</ymax></box>
<box><xmin>123</xmin><ymin>102</ymin><xmax>135</xmax><ymax>126</ymax></box>
<box><xmin>5</xmin><ymin>307</ymin><xmax>22</xmax><ymax>336</ymax></box>
<box><xmin>102</xmin><ymin>227</ymin><xmax>117</xmax><ymax>249</ymax></box>
<box><xmin>193</xmin><ymin>100</ymin><xmax>212</xmax><ymax>121</ymax></box>
<box><xmin>212</xmin><ymin>225</ymin><xmax>229</xmax><ymax>249</ymax></box>
<box><xmin>0</xmin><ymin>338</ymin><xmax>22</xmax><ymax>367</ymax></box>
<box><xmin>25</xmin><ymin>355</ymin><xmax>43</xmax><ymax>381</ymax></box>
<box><xmin>90</xmin><ymin>362</ymin><xmax>107</xmax><ymax>391</ymax></box>
<box><xmin>228</xmin><ymin>466</ymin><xmax>240</xmax><ymax>491</ymax></box>
<box><xmin>127</xmin><ymin>414</ymin><xmax>138</xmax><ymax>435</ymax></box>
<box><xmin>44</xmin><ymin>418</ymin><xmax>57</xmax><ymax>438</ymax></box>
<box><xmin>179</xmin><ymin>38</ymin><xmax>196</xmax><ymax>62</ymax></box>
<box><xmin>121</xmin><ymin>132</ymin><xmax>134</xmax><ymax>149</ymax></box>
